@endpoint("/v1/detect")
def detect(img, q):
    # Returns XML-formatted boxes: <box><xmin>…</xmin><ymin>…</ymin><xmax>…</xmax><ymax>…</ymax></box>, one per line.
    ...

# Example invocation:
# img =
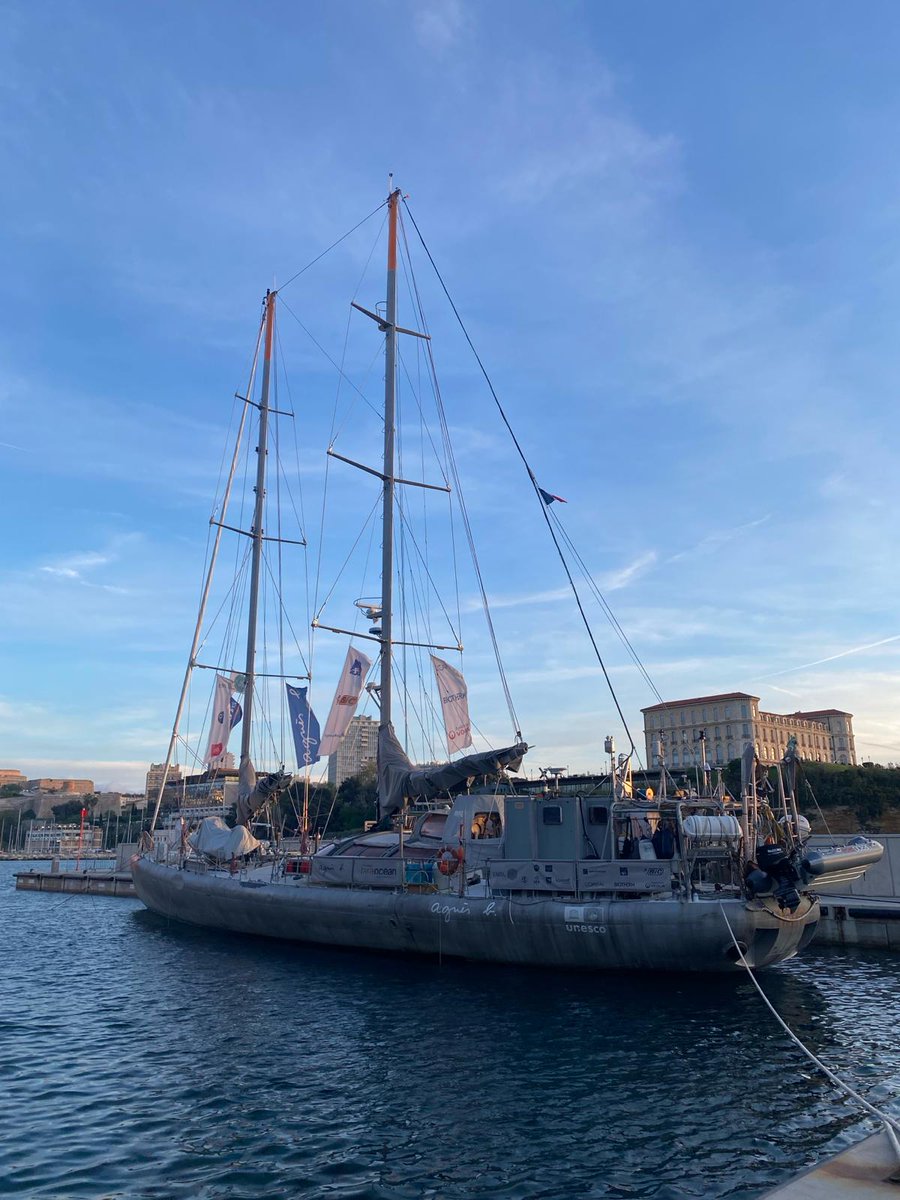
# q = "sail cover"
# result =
<box><xmin>235</xmin><ymin>761</ymin><xmax>292</xmax><ymax>827</ymax></box>
<box><xmin>189</xmin><ymin>816</ymin><xmax>260</xmax><ymax>861</ymax></box>
<box><xmin>377</xmin><ymin>723</ymin><xmax>528</xmax><ymax>819</ymax></box>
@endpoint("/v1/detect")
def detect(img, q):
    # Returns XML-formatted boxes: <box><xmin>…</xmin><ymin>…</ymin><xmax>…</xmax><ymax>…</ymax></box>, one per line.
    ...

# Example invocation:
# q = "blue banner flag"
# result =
<box><xmin>286</xmin><ymin>684</ymin><xmax>321</xmax><ymax>768</ymax></box>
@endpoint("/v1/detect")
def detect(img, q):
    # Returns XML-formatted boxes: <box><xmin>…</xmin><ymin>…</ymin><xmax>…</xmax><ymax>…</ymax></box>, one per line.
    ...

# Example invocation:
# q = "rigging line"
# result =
<box><xmin>190</xmin><ymin>310</ymin><xmax>266</xmax><ymax>700</ymax></box>
<box><xmin>396</xmin><ymin>237</ymin><xmax>463</xmax><ymax>720</ymax></box>
<box><xmin>398</xmin><ymin>210</ymin><xmax>519</xmax><ymax>740</ymax></box>
<box><xmin>260</xmin><ymin>544</ymin><xmax>310</xmax><ymax>678</ymax></box>
<box><xmin>396</xmin><ymin>381</ymin><xmax>410</xmax><ymax>747</ymax></box>
<box><xmin>395</xmin><ymin>238</ymin><xmax>451</xmax><ymax>487</ymax></box>
<box><xmin>720</xmin><ymin>905</ymin><xmax>900</xmax><ymax>1138</ymax></box>
<box><xmin>396</xmin><ymin>344</ymin><xmax>450</xmax><ymax>487</ymax></box>
<box><xmin>311</xmin><ymin>437</ymin><xmax>337</xmax><ymax>688</ymax></box>
<box><xmin>278</xmin><ymin>295</ymin><xmax>382</xmax><ymax>421</ymax></box>
<box><xmin>329</xmin><ymin>338</ymin><xmax>386</xmax><ymax>445</ymax></box>
<box><xmin>403</xmin><ymin>198</ymin><xmax>635</xmax><ymax>754</ymax></box>
<box><xmin>550</xmin><ymin>509</ymin><xmax>666</xmax><ymax>709</ymax></box>
<box><xmin>197</xmin><ymin>541</ymin><xmax>254</xmax><ymax>653</ymax></box>
<box><xmin>390</xmin><ymin>656</ymin><xmax>439</xmax><ymax>762</ymax></box>
<box><xmin>278</xmin><ymin>199</ymin><xmax>389</xmax><ymax>292</ymax></box>
<box><xmin>274</xmin><ymin>362</ymin><xmax>286</xmax><ymax>759</ymax></box>
<box><xmin>394</xmin><ymin>492</ymin><xmax>461</xmax><ymax>645</ymax></box>
<box><xmin>272</xmin><ymin>326</ymin><xmax>308</xmax><ymax>540</ymax></box>
<box><xmin>802</xmin><ymin>777</ymin><xmax>834</xmax><ymax>841</ymax></box>
<box><xmin>313</xmin><ymin>493</ymin><xmax>382</xmax><ymax>622</ymax></box>
<box><xmin>275</xmin><ymin>331</ymin><xmax>315</xmax><ymax>679</ymax></box>
<box><xmin>324</xmin><ymin>213</ymin><xmax>386</xmax><ymax>457</ymax></box>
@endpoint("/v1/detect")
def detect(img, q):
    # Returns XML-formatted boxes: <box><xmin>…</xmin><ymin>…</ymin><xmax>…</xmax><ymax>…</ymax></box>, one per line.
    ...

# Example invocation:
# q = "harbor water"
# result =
<box><xmin>2</xmin><ymin>860</ymin><xmax>899</xmax><ymax>1199</ymax></box>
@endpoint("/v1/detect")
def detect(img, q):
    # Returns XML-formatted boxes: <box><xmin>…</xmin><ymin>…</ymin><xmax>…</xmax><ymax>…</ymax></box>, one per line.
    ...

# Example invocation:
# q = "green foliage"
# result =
<box><xmin>331</xmin><ymin>762</ymin><xmax>377</xmax><ymax>833</ymax></box>
<box><xmin>51</xmin><ymin>798</ymin><xmax>92</xmax><ymax>823</ymax></box>
<box><xmin>0</xmin><ymin>784</ymin><xmax>22</xmax><ymax>798</ymax></box>
<box><xmin>723</xmin><ymin>758</ymin><xmax>900</xmax><ymax>829</ymax></box>
<box><xmin>274</xmin><ymin>780</ymin><xmax>338</xmax><ymax>835</ymax></box>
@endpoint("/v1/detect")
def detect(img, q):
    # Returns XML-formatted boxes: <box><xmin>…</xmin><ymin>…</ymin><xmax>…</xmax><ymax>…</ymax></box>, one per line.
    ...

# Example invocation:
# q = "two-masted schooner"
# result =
<box><xmin>133</xmin><ymin>186</ymin><xmax>878</xmax><ymax>971</ymax></box>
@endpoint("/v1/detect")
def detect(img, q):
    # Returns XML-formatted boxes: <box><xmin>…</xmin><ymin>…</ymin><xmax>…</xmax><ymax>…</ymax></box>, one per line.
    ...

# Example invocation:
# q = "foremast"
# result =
<box><xmin>235</xmin><ymin>289</ymin><xmax>292</xmax><ymax>827</ymax></box>
<box><xmin>239</xmin><ymin>290</ymin><xmax>276</xmax><ymax>773</ymax></box>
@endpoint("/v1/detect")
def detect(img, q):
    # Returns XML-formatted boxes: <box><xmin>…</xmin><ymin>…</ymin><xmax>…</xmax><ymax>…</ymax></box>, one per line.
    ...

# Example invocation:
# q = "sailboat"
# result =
<box><xmin>134</xmin><ymin>186</ymin><xmax>871</xmax><ymax>972</ymax></box>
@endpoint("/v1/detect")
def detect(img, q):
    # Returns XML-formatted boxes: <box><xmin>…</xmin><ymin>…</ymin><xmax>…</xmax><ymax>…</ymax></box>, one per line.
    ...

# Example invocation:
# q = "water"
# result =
<box><xmin>2</xmin><ymin>862</ymin><xmax>899</xmax><ymax>1200</ymax></box>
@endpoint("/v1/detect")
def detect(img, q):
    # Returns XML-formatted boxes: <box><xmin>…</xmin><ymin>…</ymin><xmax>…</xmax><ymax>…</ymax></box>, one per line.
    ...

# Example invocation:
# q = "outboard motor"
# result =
<box><xmin>745</xmin><ymin>843</ymin><xmax>802</xmax><ymax>912</ymax></box>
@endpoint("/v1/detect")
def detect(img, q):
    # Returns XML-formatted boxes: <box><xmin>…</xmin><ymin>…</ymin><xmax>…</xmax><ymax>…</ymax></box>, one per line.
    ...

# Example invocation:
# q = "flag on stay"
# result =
<box><xmin>320</xmin><ymin>646</ymin><xmax>373</xmax><ymax>755</ymax></box>
<box><xmin>205</xmin><ymin>675</ymin><xmax>241</xmax><ymax>765</ymax></box>
<box><xmin>431</xmin><ymin>655</ymin><xmax>473</xmax><ymax>755</ymax></box>
<box><xmin>539</xmin><ymin>487</ymin><xmax>567</xmax><ymax>505</ymax></box>
<box><xmin>286</xmin><ymin>684</ymin><xmax>321</xmax><ymax>768</ymax></box>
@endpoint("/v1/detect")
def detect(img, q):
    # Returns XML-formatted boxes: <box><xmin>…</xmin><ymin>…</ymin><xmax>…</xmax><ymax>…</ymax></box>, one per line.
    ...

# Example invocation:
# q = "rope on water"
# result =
<box><xmin>719</xmin><ymin>903</ymin><xmax>900</xmax><ymax>1156</ymax></box>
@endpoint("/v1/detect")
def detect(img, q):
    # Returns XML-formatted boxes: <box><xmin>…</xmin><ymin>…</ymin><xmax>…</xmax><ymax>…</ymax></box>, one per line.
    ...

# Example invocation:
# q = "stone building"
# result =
<box><xmin>145</xmin><ymin>762</ymin><xmax>183</xmax><ymax>802</ymax></box>
<box><xmin>641</xmin><ymin>692</ymin><xmax>856</xmax><ymax>770</ymax></box>
<box><xmin>327</xmin><ymin>714</ymin><xmax>378</xmax><ymax>789</ymax></box>
<box><xmin>0</xmin><ymin>768</ymin><xmax>26</xmax><ymax>788</ymax></box>
<box><xmin>25</xmin><ymin>778</ymin><xmax>94</xmax><ymax>794</ymax></box>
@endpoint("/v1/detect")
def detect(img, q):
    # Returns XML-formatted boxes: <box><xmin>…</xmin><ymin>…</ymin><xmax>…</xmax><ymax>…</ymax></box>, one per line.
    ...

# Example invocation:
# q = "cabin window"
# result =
<box><xmin>470</xmin><ymin>811</ymin><xmax>502</xmax><ymax>839</ymax></box>
<box><xmin>587</xmin><ymin>805</ymin><xmax>608</xmax><ymax>826</ymax></box>
<box><xmin>542</xmin><ymin>805</ymin><xmax>562</xmax><ymax>825</ymax></box>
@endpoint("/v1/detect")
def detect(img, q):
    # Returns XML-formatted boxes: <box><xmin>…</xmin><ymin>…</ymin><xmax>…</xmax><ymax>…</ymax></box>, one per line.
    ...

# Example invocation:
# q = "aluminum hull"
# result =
<box><xmin>133</xmin><ymin>858</ymin><xmax>818</xmax><ymax>972</ymax></box>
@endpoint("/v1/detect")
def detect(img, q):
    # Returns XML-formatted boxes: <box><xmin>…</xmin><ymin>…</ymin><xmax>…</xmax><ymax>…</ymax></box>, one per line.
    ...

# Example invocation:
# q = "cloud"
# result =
<box><xmin>601</xmin><ymin>550</ymin><xmax>657</xmax><ymax>592</ymax></box>
<box><xmin>754</xmin><ymin>634</ymin><xmax>900</xmax><ymax>681</ymax></box>
<box><xmin>468</xmin><ymin>585</ymin><xmax>571</xmax><ymax>612</ymax></box>
<box><xmin>666</xmin><ymin>515</ymin><xmax>772</xmax><ymax>563</ymax></box>
<box><xmin>413</xmin><ymin>0</ymin><xmax>466</xmax><ymax>53</ymax></box>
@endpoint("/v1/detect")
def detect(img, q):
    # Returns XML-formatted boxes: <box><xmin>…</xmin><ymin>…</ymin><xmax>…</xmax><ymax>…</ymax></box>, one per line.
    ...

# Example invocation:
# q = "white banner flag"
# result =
<box><xmin>205</xmin><ymin>675</ymin><xmax>242</xmax><ymax>766</ymax></box>
<box><xmin>321</xmin><ymin>646</ymin><xmax>373</xmax><ymax>755</ymax></box>
<box><xmin>431</xmin><ymin>655</ymin><xmax>473</xmax><ymax>755</ymax></box>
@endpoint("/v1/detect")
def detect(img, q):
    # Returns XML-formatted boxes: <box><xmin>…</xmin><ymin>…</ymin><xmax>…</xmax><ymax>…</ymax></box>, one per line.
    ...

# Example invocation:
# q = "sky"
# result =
<box><xmin>3</xmin><ymin>0</ymin><xmax>900</xmax><ymax>791</ymax></box>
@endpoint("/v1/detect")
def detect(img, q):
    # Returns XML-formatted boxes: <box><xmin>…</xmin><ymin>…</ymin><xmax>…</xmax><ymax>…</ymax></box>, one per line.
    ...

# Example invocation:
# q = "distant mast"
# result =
<box><xmin>239</xmin><ymin>289</ymin><xmax>276</xmax><ymax>774</ymax></box>
<box><xmin>379</xmin><ymin>188</ymin><xmax>400</xmax><ymax>733</ymax></box>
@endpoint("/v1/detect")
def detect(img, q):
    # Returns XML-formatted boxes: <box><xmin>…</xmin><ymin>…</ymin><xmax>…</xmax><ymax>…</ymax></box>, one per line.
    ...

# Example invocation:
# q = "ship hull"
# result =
<box><xmin>133</xmin><ymin>858</ymin><xmax>818</xmax><ymax>972</ymax></box>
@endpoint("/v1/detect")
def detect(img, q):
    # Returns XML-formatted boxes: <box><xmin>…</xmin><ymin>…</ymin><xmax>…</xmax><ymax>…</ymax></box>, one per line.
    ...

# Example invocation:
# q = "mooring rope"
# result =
<box><xmin>719</xmin><ymin>904</ymin><xmax>900</xmax><ymax>1156</ymax></box>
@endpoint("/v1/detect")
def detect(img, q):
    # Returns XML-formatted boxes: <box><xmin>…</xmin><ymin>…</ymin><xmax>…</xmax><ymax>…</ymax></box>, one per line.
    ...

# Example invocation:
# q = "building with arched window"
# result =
<box><xmin>641</xmin><ymin>693</ymin><xmax>856</xmax><ymax>769</ymax></box>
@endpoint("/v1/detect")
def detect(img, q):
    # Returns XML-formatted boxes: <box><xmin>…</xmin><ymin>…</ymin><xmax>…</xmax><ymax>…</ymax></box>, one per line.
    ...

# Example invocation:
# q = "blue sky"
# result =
<box><xmin>3</xmin><ymin>0</ymin><xmax>900</xmax><ymax>790</ymax></box>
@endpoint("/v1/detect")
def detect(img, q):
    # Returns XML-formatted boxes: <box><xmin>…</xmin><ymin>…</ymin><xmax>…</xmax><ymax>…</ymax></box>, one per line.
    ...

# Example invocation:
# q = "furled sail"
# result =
<box><xmin>235</xmin><ymin>757</ymin><xmax>292</xmax><ymax>827</ymax></box>
<box><xmin>377</xmin><ymin>723</ymin><xmax>528</xmax><ymax>819</ymax></box>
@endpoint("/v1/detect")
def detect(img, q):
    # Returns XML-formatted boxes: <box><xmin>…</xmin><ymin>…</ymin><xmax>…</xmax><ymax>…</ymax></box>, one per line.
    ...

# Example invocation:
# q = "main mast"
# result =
<box><xmin>240</xmin><ymin>289</ymin><xmax>276</xmax><ymax>771</ymax></box>
<box><xmin>379</xmin><ymin>189</ymin><xmax>400</xmax><ymax>732</ymax></box>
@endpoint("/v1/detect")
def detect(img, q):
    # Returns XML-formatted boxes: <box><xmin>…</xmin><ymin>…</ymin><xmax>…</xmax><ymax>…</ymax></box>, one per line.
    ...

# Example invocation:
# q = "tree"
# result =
<box><xmin>51</xmin><ymin>798</ymin><xmax>92</xmax><ymax>823</ymax></box>
<box><xmin>723</xmin><ymin>758</ymin><xmax>900</xmax><ymax>828</ymax></box>
<box><xmin>331</xmin><ymin>762</ymin><xmax>377</xmax><ymax>833</ymax></box>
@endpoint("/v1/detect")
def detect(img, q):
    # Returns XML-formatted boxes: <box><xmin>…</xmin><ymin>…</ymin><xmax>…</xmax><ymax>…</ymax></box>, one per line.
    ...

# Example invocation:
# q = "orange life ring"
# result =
<box><xmin>437</xmin><ymin>847</ymin><xmax>464</xmax><ymax>877</ymax></box>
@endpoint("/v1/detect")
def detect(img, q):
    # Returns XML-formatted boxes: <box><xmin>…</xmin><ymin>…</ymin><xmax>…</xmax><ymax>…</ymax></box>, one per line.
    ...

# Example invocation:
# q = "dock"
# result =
<box><xmin>14</xmin><ymin>867</ymin><xmax>136</xmax><ymax>897</ymax></box>
<box><xmin>761</xmin><ymin>1129</ymin><xmax>900</xmax><ymax>1197</ymax></box>
<box><xmin>810</xmin><ymin>833</ymin><xmax>900</xmax><ymax>948</ymax></box>
<box><xmin>13</xmin><ymin>844</ymin><xmax>139</xmax><ymax>898</ymax></box>
<box><xmin>818</xmin><ymin>897</ymin><xmax>900</xmax><ymax>949</ymax></box>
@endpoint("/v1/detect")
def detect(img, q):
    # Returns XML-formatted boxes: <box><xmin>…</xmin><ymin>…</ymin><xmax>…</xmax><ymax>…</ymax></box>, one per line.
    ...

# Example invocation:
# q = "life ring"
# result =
<box><xmin>437</xmin><ymin>847</ymin><xmax>464</xmax><ymax>877</ymax></box>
